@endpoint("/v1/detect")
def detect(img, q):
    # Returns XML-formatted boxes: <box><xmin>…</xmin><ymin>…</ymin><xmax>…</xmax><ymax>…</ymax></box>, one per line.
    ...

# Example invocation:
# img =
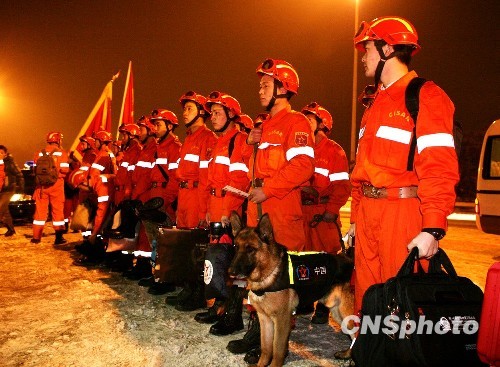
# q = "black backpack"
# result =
<box><xmin>35</xmin><ymin>149</ymin><xmax>59</xmax><ymax>186</ymax></box>
<box><xmin>406</xmin><ymin>77</ymin><xmax>463</xmax><ymax>171</ymax></box>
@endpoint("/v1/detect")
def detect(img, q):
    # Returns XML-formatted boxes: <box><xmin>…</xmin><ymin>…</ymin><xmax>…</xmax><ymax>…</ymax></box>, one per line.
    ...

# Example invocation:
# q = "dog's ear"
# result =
<box><xmin>257</xmin><ymin>213</ymin><xmax>274</xmax><ymax>243</ymax></box>
<box><xmin>229</xmin><ymin>211</ymin><xmax>243</xmax><ymax>237</ymax></box>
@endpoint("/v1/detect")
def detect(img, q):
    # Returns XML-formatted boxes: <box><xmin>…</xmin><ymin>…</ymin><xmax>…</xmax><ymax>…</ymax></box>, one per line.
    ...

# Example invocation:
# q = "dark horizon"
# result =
<box><xmin>0</xmin><ymin>0</ymin><xmax>498</xmax><ymax>164</ymax></box>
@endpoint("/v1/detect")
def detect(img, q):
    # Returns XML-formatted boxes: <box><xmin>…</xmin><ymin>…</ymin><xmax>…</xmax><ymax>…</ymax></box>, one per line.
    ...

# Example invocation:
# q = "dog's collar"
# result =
<box><xmin>251</xmin><ymin>258</ymin><xmax>283</xmax><ymax>296</ymax></box>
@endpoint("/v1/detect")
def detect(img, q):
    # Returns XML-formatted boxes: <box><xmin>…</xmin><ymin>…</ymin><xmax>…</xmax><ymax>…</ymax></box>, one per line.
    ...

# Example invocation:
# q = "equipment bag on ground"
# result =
<box><xmin>477</xmin><ymin>262</ymin><xmax>500</xmax><ymax>366</ymax></box>
<box><xmin>153</xmin><ymin>227</ymin><xmax>209</xmax><ymax>285</ymax></box>
<box><xmin>352</xmin><ymin>247</ymin><xmax>485</xmax><ymax>367</ymax></box>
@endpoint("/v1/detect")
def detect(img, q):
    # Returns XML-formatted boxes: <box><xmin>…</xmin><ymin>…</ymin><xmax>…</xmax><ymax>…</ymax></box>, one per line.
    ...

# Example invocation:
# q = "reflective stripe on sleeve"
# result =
<box><xmin>229</xmin><ymin>162</ymin><xmax>249</xmax><ymax>173</ymax></box>
<box><xmin>60</xmin><ymin>163</ymin><xmax>70</xmax><ymax>168</ymax></box>
<box><xmin>52</xmin><ymin>151</ymin><xmax>63</xmax><ymax>156</ymax></box>
<box><xmin>121</xmin><ymin>162</ymin><xmax>129</xmax><ymax>168</ymax></box>
<box><xmin>417</xmin><ymin>133</ymin><xmax>454</xmax><ymax>154</ymax></box>
<box><xmin>80</xmin><ymin>166</ymin><xmax>89</xmax><ymax>171</ymax></box>
<box><xmin>286</xmin><ymin>146</ymin><xmax>314</xmax><ymax>161</ymax></box>
<box><xmin>184</xmin><ymin>154</ymin><xmax>200</xmax><ymax>163</ymax></box>
<box><xmin>168</xmin><ymin>163</ymin><xmax>178</xmax><ymax>170</ymax></box>
<box><xmin>200</xmin><ymin>158</ymin><xmax>212</xmax><ymax>169</ymax></box>
<box><xmin>258</xmin><ymin>142</ymin><xmax>281</xmax><ymax>150</ymax></box>
<box><xmin>91</xmin><ymin>163</ymin><xmax>105</xmax><ymax>171</ymax></box>
<box><xmin>330</xmin><ymin>172</ymin><xmax>349</xmax><ymax>181</ymax></box>
<box><xmin>100</xmin><ymin>175</ymin><xmax>108</xmax><ymax>183</ymax></box>
<box><xmin>155</xmin><ymin>158</ymin><xmax>168</xmax><ymax>165</ymax></box>
<box><xmin>136</xmin><ymin>161</ymin><xmax>155</xmax><ymax>169</ymax></box>
<box><xmin>127</xmin><ymin>165</ymin><xmax>135</xmax><ymax>171</ymax></box>
<box><xmin>376</xmin><ymin>126</ymin><xmax>412</xmax><ymax>144</ymax></box>
<box><xmin>215</xmin><ymin>156</ymin><xmax>230</xmax><ymax>166</ymax></box>
<box><xmin>314</xmin><ymin>167</ymin><xmax>329</xmax><ymax>177</ymax></box>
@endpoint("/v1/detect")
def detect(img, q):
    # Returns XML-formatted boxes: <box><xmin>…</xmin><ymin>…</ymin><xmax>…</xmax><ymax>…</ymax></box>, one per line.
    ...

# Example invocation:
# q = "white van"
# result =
<box><xmin>476</xmin><ymin>119</ymin><xmax>500</xmax><ymax>234</ymax></box>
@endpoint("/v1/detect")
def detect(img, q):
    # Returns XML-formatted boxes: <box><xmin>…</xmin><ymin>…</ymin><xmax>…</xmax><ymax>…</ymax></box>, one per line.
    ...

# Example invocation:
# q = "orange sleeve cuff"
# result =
<box><xmin>422</xmin><ymin>212</ymin><xmax>448</xmax><ymax>231</ymax></box>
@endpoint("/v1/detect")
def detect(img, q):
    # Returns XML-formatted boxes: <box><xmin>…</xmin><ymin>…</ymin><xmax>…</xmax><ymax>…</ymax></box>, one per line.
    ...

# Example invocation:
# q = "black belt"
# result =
<box><xmin>210</xmin><ymin>188</ymin><xmax>226</xmax><ymax>197</ymax></box>
<box><xmin>151</xmin><ymin>181</ymin><xmax>168</xmax><ymax>188</ymax></box>
<box><xmin>254</xmin><ymin>178</ymin><xmax>264</xmax><ymax>188</ymax></box>
<box><xmin>302</xmin><ymin>196</ymin><xmax>329</xmax><ymax>205</ymax></box>
<box><xmin>179</xmin><ymin>180</ymin><xmax>199</xmax><ymax>189</ymax></box>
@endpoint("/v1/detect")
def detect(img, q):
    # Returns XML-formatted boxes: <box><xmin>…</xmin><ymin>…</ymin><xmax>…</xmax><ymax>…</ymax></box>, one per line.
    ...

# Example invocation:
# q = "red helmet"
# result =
<box><xmin>256</xmin><ymin>58</ymin><xmax>299</xmax><ymax>95</ymax></box>
<box><xmin>79</xmin><ymin>135</ymin><xmax>96</xmax><ymax>147</ymax></box>
<box><xmin>93</xmin><ymin>130</ymin><xmax>113</xmax><ymax>143</ymax></box>
<box><xmin>301</xmin><ymin>102</ymin><xmax>333</xmax><ymax>131</ymax></box>
<box><xmin>137</xmin><ymin>116</ymin><xmax>156</xmax><ymax>134</ymax></box>
<box><xmin>118</xmin><ymin>123</ymin><xmax>141</xmax><ymax>138</ymax></box>
<box><xmin>46</xmin><ymin>131</ymin><xmax>63</xmax><ymax>143</ymax></box>
<box><xmin>254</xmin><ymin>113</ymin><xmax>270</xmax><ymax>127</ymax></box>
<box><xmin>150</xmin><ymin>109</ymin><xmax>179</xmax><ymax>125</ymax></box>
<box><xmin>354</xmin><ymin>16</ymin><xmax>420</xmax><ymax>55</ymax></box>
<box><xmin>237</xmin><ymin>114</ymin><xmax>254</xmax><ymax>130</ymax></box>
<box><xmin>205</xmin><ymin>91</ymin><xmax>241</xmax><ymax>117</ymax></box>
<box><xmin>69</xmin><ymin>169</ymin><xmax>87</xmax><ymax>189</ymax></box>
<box><xmin>179</xmin><ymin>91</ymin><xmax>209</xmax><ymax>113</ymax></box>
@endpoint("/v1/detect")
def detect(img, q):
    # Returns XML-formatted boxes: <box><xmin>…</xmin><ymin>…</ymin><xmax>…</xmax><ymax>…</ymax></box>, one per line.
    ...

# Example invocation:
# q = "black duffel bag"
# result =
<box><xmin>352</xmin><ymin>247</ymin><xmax>485</xmax><ymax>367</ymax></box>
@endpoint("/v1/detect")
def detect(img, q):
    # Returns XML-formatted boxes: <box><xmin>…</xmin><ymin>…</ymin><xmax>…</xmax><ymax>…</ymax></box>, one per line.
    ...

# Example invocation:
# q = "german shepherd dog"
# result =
<box><xmin>228</xmin><ymin>212</ymin><xmax>355</xmax><ymax>367</ymax></box>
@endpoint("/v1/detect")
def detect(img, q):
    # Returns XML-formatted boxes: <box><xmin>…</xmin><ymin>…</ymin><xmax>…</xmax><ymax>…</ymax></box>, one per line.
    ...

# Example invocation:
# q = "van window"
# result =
<box><xmin>483</xmin><ymin>135</ymin><xmax>500</xmax><ymax>179</ymax></box>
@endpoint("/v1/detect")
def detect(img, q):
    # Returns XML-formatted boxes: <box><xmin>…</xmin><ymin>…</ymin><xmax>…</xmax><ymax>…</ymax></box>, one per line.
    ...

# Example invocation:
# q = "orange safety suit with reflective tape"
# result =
<box><xmin>350</xmin><ymin>71</ymin><xmax>460</xmax><ymax>311</ymax></box>
<box><xmin>131</xmin><ymin>139</ymin><xmax>157</xmax><ymax>202</ymax></box>
<box><xmin>90</xmin><ymin>174</ymin><xmax>114</xmax><ymax>236</ymax></box>
<box><xmin>151</xmin><ymin>133</ymin><xmax>181</xmax><ymax>221</ymax></box>
<box><xmin>176</xmin><ymin>124</ymin><xmax>218</xmax><ymax>228</ymax></box>
<box><xmin>32</xmin><ymin>145</ymin><xmax>69</xmax><ymax>240</ymax></box>
<box><xmin>77</xmin><ymin>148</ymin><xmax>97</xmax><ymax>204</ymax></box>
<box><xmin>88</xmin><ymin>146</ymin><xmax>116</xmax><ymax>181</ymax></box>
<box><xmin>0</xmin><ymin>159</ymin><xmax>5</xmax><ymax>191</ymax></box>
<box><xmin>114</xmin><ymin>139</ymin><xmax>142</xmax><ymax>205</ymax></box>
<box><xmin>247</xmin><ymin>106</ymin><xmax>314</xmax><ymax>251</ymax></box>
<box><xmin>207</xmin><ymin>127</ymin><xmax>251</xmax><ymax>222</ymax></box>
<box><xmin>302</xmin><ymin>135</ymin><xmax>350</xmax><ymax>253</ymax></box>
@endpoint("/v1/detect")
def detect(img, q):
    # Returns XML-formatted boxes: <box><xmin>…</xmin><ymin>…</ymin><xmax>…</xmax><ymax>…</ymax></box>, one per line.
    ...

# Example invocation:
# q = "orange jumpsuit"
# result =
<box><xmin>131</xmin><ymin>138</ymin><xmax>157</xmax><ymax>253</ymax></box>
<box><xmin>32</xmin><ymin>145</ymin><xmax>70</xmax><ymax>240</ymax></box>
<box><xmin>90</xmin><ymin>175</ymin><xmax>114</xmax><ymax>237</ymax></box>
<box><xmin>114</xmin><ymin>139</ymin><xmax>142</xmax><ymax>205</ymax></box>
<box><xmin>207</xmin><ymin>127</ymin><xmax>251</xmax><ymax>221</ymax></box>
<box><xmin>176</xmin><ymin>125</ymin><xmax>218</xmax><ymax>228</ymax></box>
<box><xmin>302</xmin><ymin>135</ymin><xmax>350</xmax><ymax>253</ymax></box>
<box><xmin>350</xmin><ymin>71</ymin><xmax>460</xmax><ymax>311</ymax></box>
<box><xmin>150</xmin><ymin>133</ymin><xmax>181</xmax><ymax>221</ymax></box>
<box><xmin>247</xmin><ymin>106</ymin><xmax>315</xmax><ymax>251</ymax></box>
<box><xmin>88</xmin><ymin>146</ymin><xmax>116</xmax><ymax>181</ymax></box>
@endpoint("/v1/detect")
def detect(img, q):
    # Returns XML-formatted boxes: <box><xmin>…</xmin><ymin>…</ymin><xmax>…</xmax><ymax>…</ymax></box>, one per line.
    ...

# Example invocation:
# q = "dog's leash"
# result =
<box><xmin>252</xmin><ymin>143</ymin><xmax>263</xmax><ymax>221</ymax></box>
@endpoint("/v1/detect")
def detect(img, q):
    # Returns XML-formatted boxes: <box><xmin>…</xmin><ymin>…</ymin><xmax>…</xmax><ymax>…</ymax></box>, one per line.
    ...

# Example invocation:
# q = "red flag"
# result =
<box><xmin>116</xmin><ymin>61</ymin><xmax>134</xmax><ymax>138</ymax></box>
<box><xmin>70</xmin><ymin>72</ymin><xmax>120</xmax><ymax>161</ymax></box>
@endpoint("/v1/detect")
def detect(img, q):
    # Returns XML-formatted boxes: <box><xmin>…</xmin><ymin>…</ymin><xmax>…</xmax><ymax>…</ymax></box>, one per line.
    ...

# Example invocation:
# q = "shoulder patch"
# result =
<box><xmin>294</xmin><ymin>132</ymin><xmax>308</xmax><ymax>146</ymax></box>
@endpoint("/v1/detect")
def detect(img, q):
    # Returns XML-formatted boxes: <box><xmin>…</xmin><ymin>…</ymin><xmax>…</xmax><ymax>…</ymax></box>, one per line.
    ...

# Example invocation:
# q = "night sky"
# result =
<box><xmin>0</xmin><ymin>0</ymin><xmax>498</xmax><ymax>164</ymax></box>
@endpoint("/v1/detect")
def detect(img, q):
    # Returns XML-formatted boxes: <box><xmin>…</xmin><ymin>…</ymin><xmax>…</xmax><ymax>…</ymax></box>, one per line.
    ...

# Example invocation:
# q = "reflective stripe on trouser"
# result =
<box><xmin>32</xmin><ymin>179</ymin><xmax>66</xmax><ymax>239</ymax></box>
<box><xmin>302</xmin><ymin>204</ymin><xmax>342</xmax><ymax>254</ymax></box>
<box><xmin>176</xmin><ymin>187</ymin><xmax>199</xmax><ymax>228</ymax></box>
<box><xmin>354</xmin><ymin>196</ymin><xmax>426</xmax><ymax>312</ymax></box>
<box><xmin>247</xmin><ymin>188</ymin><xmax>306</xmax><ymax>251</ymax></box>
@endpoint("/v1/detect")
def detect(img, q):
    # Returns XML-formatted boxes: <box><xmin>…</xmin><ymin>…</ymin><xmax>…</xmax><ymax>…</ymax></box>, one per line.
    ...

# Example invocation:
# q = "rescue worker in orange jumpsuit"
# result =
<box><xmin>32</xmin><ymin>132</ymin><xmax>70</xmax><ymax>244</ymax></box>
<box><xmin>124</xmin><ymin>117</ymin><xmax>158</xmax><ymax>280</ymax></box>
<box><xmin>89</xmin><ymin>130</ymin><xmax>116</xmax><ymax>181</ymax></box>
<box><xmin>301</xmin><ymin>102</ymin><xmax>350</xmax><ymax>254</ymax></box>
<box><xmin>300</xmin><ymin>102</ymin><xmax>351</xmax><ymax>324</ymax></box>
<box><xmin>174</xmin><ymin>91</ymin><xmax>218</xmax><ymax>312</ymax></box>
<box><xmin>229</xmin><ymin>60</ymin><xmax>315</xmax><ymax>363</ymax></box>
<box><xmin>194</xmin><ymin>92</ymin><xmax>251</xmax><ymax>333</ymax></box>
<box><xmin>246</xmin><ymin>59</ymin><xmax>315</xmax><ymax>250</ymax></box>
<box><xmin>70</xmin><ymin>169</ymin><xmax>114</xmax><ymax>264</ymax></box>
<box><xmin>150</xmin><ymin>109</ymin><xmax>181</xmax><ymax>222</ymax></box>
<box><xmin>76</xmin><ymin>135</ymin><xmax>97</xmax><ymax>212</ymax></box>
<box><xmin>63</xmin><ymin>152</ymin><xmax>81</xmax><ymax>232</ymax></box>
<box><xmin>348</xmin><ymin>17</ymin><xmax>459</xmax><ymax>313</ymax></box>
<box><xmin>114</xmin><ymin>124</ymin><xmax>142</xmax><ymax>206</ymax></box>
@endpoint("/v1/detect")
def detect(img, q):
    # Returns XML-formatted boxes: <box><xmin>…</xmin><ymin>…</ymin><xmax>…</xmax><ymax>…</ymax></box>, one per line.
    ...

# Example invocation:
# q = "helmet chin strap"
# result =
<box><xmin>374</xmin><ymin>44</ymin><xmax>396</xmax><ymax>87</ymax></box>
<box><xmin>265</xmin><ymin>82</ymin><xmax>288</xmax><ymax>111</ymax></box>
<box><xmin>214</xmin><ymin>109</ymin><xmax>235</xmax><ymax>133</ymax></box>
<box><xmin>185</xmin><ymin>105</ymin><xmax>205</xmax><ymax>129</ymax></box>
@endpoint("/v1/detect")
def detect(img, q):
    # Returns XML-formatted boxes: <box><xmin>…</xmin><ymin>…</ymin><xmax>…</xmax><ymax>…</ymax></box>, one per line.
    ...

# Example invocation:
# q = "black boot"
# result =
<box><xmin>165</xmin><ymin>284</ymin><xmax>192</xmax><ymax>306</ymax></box>
<box><xmin>194</xmin><ymin>298</ymin><xmax>225</xmax><ymax>324</ymax></box>
<box><xmin>110</xmin><ymin>253</ymin><xmax>134</xmax><ymax>273</ymax></box>
<box><xmin>311</xmin><ymin>302</ymin><xmax>330</xmax><ymax>324</ymax></box>
<box><xmin>175</xmin><ymin>281</ymin><xmax>206</xmax><ymax>311</ymax></box>
<box><xmin>107</xmin><ymin>200</ymin><xmax>140</xmax><ymax>239</ymax></box>
<box><xmin>4</xmin><ymin>225</ymin><xmax>15</xmax><ymax>237</ymax></box>
<box><xmin>74</xmin><ymin>239</ymin><xmax>106</xmax><ymax>266</ymax></box>
<box><xmin>148</xmin><ymin>281</ymin><xmax>176</xmax><ymax>295</ymax></box>
<box><xmin>209</xmin><ymin>286</ymin><xmax>245</xmax><ymax>336</ymax></box>
<box><xmin>54</xmin><ymin>230</ymin><xmax>67</xmax><ymax>245</ymax></box>
<box><xmin>123</xmin><ymin>257</ymin><xmax>152</xmax><ymax>280</ymax></box>
<box><xmin>227</xmin><ymin>311</ymin><xmax>261</xmax><ymax>354</ymax></box>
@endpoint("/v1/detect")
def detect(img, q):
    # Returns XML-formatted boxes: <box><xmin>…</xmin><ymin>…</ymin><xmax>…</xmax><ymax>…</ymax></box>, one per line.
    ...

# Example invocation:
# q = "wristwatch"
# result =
<box><xmin>422</xmin><ymin>228</ymin><xmax>446</xmax><ymax>241</ymax></box>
